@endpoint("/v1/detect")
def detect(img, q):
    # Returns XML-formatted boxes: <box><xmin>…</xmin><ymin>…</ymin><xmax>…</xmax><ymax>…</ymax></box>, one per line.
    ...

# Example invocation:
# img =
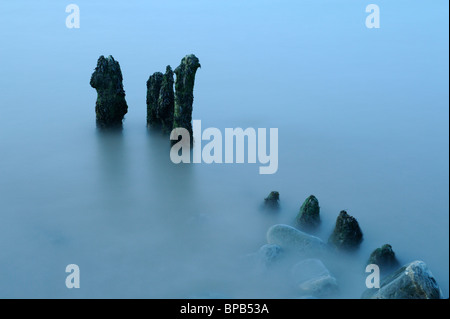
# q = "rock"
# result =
<box><xmin>291</xmin><ymin>259</ymin><xmax>338</xmax><ymax>297</ymax></box>
<box><xmin>157</xmin><ymin>66</ymin><xmax>175</xmax><ymax>132</ymax></box>
<box><xmin>146</xmin><ymin>72</ymin><xmax>164</xmax><ymax>127</ymax></box>
<box><xmin>295</xmin><ymin>195</ymin><xmax>320</xmax><ymax>230</ymax></box>
<box><xmin>328</xmin><ymin>210</ymin><xmax>363</xmax><ymax>250</ymax></box>
<box><xmin>367</xmin><ymin>244</ymin><xmax>399</xmax><ymax>275</ymax></box>
<box><xmin>362</xmin><ymin>260</ymin><xmax>443</xmax><ymax>299</ymax></box>
<box><xmin>173</xmin><ymin>54</ymin><xmax>201</xmax><ymax>143</ymax></box>
<box><xmin>264</xmin><ymin>191</ymin><xmax>280</xmax><ymax>209</ymax></box>
<box><xmin>257</xmin><ymin>244</ymin><xmax>283</xmax><ymax>266</ymax></box>
<box><xmin>266</xmin><ymin>224</ymin><xmax>326</xmax><ymax>256</ymax></box>
<box><xmin>90</xmin><ymin>55</ymin><xmax>128</xmax><ymax>128</ymax></box>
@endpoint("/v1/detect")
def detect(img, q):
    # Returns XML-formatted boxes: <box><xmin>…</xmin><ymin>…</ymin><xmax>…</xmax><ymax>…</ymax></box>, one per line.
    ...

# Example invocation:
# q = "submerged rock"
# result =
<box><xmin>367</xmin><ymin>244</ymin><xmax>400</xmax><ymax>275</ymax></box>
<box><xmin>146</xmin><ymin>72</ymin><xmax>164</xmax><ymax>127</ymax></box>
<box><xmin>173</xmin><ymin>54</ymin><xmax>201</xmax><ymax>142</ymax></box>
<box><xmin>257</xmin><ymin>244</ymin><xmax>283</xmax><ymax>267</ymax></box>
<box><xmin>264</xmin><ymin>191</ymin><xmax>280</xmax><ymax>209</ymax></box>
<box><xmin>362</xmin><ymin>260</ymin><xmax>443</xmax><ymax>299</ymax></box>
<box><xmin>291</xmin><ymin>259</ymin><xmax>338</xmax><ymax>297</ymax></box>
<box><xmin>328</xmin><ymin>210</ymin><xmax>363</xmax><ymax>250</ymax></box>
<box><xmin>295</xmin><ymin>195</ymin><xmax>320</xmax><ymax>230</ymax></box>
<box><xmin>90</xmin><ymin>55</ymin><xmax>128</xmax><ymax>128</ymax></box>
<box><xmin>157</xmin><ymin>66</ymin><xmax>175</xmax><ymax>132</ymax></box>
<box><xmin>266</xmin><ymin>224</ymin><xmax>326</xmax><ymax>256</ymax></box>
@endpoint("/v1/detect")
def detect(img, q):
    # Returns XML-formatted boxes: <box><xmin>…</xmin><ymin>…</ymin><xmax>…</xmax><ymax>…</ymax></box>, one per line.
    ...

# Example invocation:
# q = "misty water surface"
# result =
<box><xmin>0</xmin><ymin>0</ymin><xmax>448</xmax><ymax>298</ymax></box>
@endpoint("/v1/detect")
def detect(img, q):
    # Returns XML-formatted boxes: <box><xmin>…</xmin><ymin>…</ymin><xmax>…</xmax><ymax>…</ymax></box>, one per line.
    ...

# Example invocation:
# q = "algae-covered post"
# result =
<box><xmin>146</xmin><ymin>72</ymin><xmax>164</xmax><ymax>128</ymax></box>
<box><xmin>295</xmin><ymin>195</ymin><xmax>321</xmax><ymax>230</ymax></box>
<box><xmin>328</xmin><ymin>210</ymin><xmax>363</xmax><ymax>250</ymax></box>
<box><xmin>367</xmin><ymin>244</ymin><xmax>399</xmax><ymax>275</ymax></box>
<box><xmin>264</xmin><ymin>191</ymin><xmax>280</xmax><ymax>209</ymax></box>
<box><xmin>158</xmin><ymin>66</ymin><xmax>175</xmax><ymax>133</ymax></box>
<box><xmin>173</xmin><ymin>54</ymin><xmax>201</xmax><ymax>144</ymax></box>
<box><xmin>90</xmin><ymin>55</ymin><xmax>128</xmax><ymax>128</ymax></box>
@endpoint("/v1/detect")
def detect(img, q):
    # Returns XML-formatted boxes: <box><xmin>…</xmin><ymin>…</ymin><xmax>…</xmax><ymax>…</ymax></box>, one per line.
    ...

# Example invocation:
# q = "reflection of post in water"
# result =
<box><xmin>95</xmin><ymin>128</ymin><xmax>129</xmax><ymax>209</ymax></box>
<box><xmin>145</xmin><ymin>130</ymin><xmax>201</xmax><ymax>226</ymax></box>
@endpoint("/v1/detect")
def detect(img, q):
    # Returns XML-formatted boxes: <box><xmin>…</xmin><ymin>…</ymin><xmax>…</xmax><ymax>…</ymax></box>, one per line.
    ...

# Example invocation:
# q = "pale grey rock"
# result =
<box><xmin>266</xmin><ymin>224</ymin><xmax>326</xmax><ymax>256</ymax></box>
<box><xmin>362</xmin><ymin>260</ymin><xmax>443</xmax><ymax>299</ymax></box>
<box><xmin>291</xmin><ymin>259</ymin><xmax>338</xmax><ymax>297</ymax></box>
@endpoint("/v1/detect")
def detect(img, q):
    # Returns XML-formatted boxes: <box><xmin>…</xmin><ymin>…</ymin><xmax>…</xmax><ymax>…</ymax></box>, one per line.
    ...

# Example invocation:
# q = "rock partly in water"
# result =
<box><xmin>146</xmin><ymin>72</ymin><xmax>164</xmax><ymax>127</ymax></box>
<box><xmin>257</xmin><ymin>244</ymin><xmax>283</xmax><ymax>267</ymax></box>
<box><xmin>367</xmin><ymin>244</ymin><xmax>400</xmax><ymax>275</ymax></box>
<box><xmin>291</xmin><ymin>259</ymin><xmax>338</xmax><ymax>297</ymax></box>
<box><xmin>295</xmin><ymin>195</ymin><xmax>320</xmax><ymax>230</ymax></box>
<box><xmin>267</xmin><ymin>224</ymin><xmax>326</xmax><ymax>257</ymax></box>
<box><xmin>264</xmin><ymin>191</ymin><xmax>280</xmax><ymax>209</ymax></box>
<box><xmin>90</xmin><ymin>55</ymin><xmax>128</xmax><ymax>128</ymax></box>
<box><xmin>173</xmin><ymin>54</ymin><xmax>201</xmax><ymax>144</ymax></box>
<box><xmin>362</xmin><ymin>260</ymin><xmax>443</xmax><ymax>299</ymax></box>
<box><xmin>328</xmin><ymin>210</ymin><xmax>363</xmax><ymax>250</ymax></box>
<box><xmin>157</xmin><ymin>65</ymin><xmax>175</xmax><ymax>133</ymax></box>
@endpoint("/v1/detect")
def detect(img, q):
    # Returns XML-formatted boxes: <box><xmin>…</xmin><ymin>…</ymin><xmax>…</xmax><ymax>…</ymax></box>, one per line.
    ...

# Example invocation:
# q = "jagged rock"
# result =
<box><xmin>328</xmin><ymin>210</ymin><xmax>363</xmax><ymax>250</ymax></box>
<box><xmin>264</xmin><ymin>191</ymin><xmax>280</xmax><ymax>209</ymax></box>
<box><xmin>291</xmin><ymin>259</ymin><xmax>338</xmax><ymax>297</ymax></box>
<box><xmin>362</xmin><ymin>260</ymin><xmax>443</xmax><ymax>299</ymax></box>
<box><xmin>295</xmin><ymin>195</ymin><xmax>320</xmax><ymax>230</ymax></box>
<box><xmin>90</xmin><ymin>55</ymin><xmax>128</xmax><ymax>128</ymax></box>
<box><xmin>173</xmin><ymin>54</ymin><xmax>201</xmax><ymax>143</ymax></box>
<box><xmin>146</xmin><ymin>72</ymin><xmax>164</xmax><ymax>127</ymax></box>
<box><xmin>266</xmin><ymin>224</ymin><xmax>326</xmax><ymax>256</ymax></box>
<box><xmin>257</xmin><ymin>244</ymin><xmax>283</xmax><ymax>266</ymax></box>
<box><xmin>367</xmin><ymin>244</ymin><xmax>399</xmax><ymax>275</ymax></box>
<box><xmin>157</xmin><ymin>66</ymin><xmax>175</xmax><ymax>132</ymax></box>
